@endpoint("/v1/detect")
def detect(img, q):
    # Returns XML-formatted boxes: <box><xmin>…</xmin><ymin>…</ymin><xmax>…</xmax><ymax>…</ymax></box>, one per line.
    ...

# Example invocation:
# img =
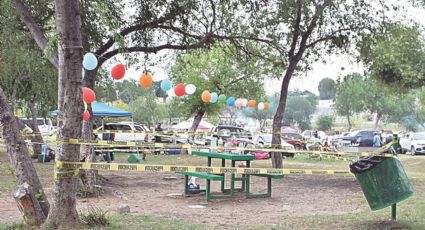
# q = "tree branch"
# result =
<box><xmin>288</xmin><ymin>0</ymin><xmax>303</xmax><ymax>59</ymax></box>
<box><xmin>13</xmin><ymin>0</ymin><xmax>58</xmax><ymax>69</ymax></box>
<box><xmin>95</xmin><ymin>10</ymin><xmax>183</xmax><ymax>56</ymax></box>
<box><xmin>98</xmin><ymin>32</ymin><xmax>214</xmax><ymax>65</ymax></box>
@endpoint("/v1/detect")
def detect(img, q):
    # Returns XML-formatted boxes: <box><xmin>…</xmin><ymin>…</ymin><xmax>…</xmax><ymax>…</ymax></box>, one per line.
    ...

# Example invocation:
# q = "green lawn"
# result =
<box><xmin>1</xmin><ymin>146</ymin><xmax>425</xmax><ymax>229</ymax></box>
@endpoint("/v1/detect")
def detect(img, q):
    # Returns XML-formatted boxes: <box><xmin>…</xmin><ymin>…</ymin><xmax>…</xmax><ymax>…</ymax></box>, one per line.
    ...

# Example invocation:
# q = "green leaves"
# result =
<box><xmin>169</xmin><ymin>45</ymin><xmax>266</xmax><ymax>118</ymax></box>
<box><xmin>360</xmin><ymin>23</ymin><xmax>425</xmax><ymax>91</ymax></box>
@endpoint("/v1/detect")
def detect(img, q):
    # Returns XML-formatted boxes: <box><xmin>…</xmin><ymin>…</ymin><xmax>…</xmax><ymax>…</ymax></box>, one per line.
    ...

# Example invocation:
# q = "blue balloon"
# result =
<box><xmin>269</xmin><ymin>103</ymin><xmax>274</xmax><ymax>110</ymax></box>
<box><xmin>226</xmin><ymin>97</ymin><xmax>235</xmax><ymax>106</ymax></box>
<box><xmin>83</xmin><ymin>53</ymin><xmax>98</xmax><ymax>70</ymax></box>
<box><xmin>210</xmin><ymin>92</ymin><xmax>218</xmax><ymax>103</ymax></box>
<box><xmin>160</xmin><ymin>79</ymin><xmax>172</xmax><ymax>91</ymax></box>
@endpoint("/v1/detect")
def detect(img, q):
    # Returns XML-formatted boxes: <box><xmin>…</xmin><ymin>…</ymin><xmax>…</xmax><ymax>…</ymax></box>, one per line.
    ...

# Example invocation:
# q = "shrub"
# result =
<box><xmin>317</xmin><ymin>115</ymin><xmax>335</xmax><ymax>131</ymax></box>
<box><xmin>80</xmin><ymin>207</ymin><xmax>111</xmax><ymax>228</ymax></box>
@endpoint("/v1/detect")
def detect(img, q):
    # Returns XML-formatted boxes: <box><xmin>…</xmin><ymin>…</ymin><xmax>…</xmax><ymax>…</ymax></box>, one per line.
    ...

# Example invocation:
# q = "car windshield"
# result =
<box><xmin>261</xmin><ymin>135</ymin><xmax>272</xmax><ymax>143</ymax></box>
<box><xmin>413</xmin><ymin>133</ymin><xmax>425</xmax><ymax>140</ymax></box>
<box><xmin>217</xmin><ymin>127</ymin><xmax>249</xmax><ymax>138</ymax></box>
<box><xmin>347</xmin><ymin>131</ymin><xmax>359</xmax><ymax>137</ymax></box>
<box><xmin>134</xmin><ymin>126</ymin><xmax>144</xmax><ymax>131</ymax></box>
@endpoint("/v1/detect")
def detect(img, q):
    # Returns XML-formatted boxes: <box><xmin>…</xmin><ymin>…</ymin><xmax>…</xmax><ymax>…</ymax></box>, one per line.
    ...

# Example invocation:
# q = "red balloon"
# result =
<box><xmin>174</xmin><ymin>83</ymin><xmax>186</xmax><ymax>97</ymax></box>
<box><xmin>111</xmin><ymin>63</ymin><xmax>126</xmax><ymax>80</ymax></box>
<box><xmin>83</xmin><ymin>110</ymin><xmax>90</xmax><ymax>121</ymax></box>
<box><xmin>82</xmin><ymin>87</ymin><xmax>96</xmax><ymax>103</ymax></box>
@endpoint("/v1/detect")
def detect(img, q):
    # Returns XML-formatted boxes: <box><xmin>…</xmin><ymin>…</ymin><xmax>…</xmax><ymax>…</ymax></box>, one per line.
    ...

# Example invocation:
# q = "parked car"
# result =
<box><xmin>21</xmin><ymin>117</ymin><xmax>57</xmax><ymax>135</ymax></box>
<box><xmin>253</xmin><ymin>134</ymin><xmax>295</xmax><ymax>157</ymax></box>
<box><xmin>339</xmin><ymin>130</ymin><xmax>374</xmax><ymax>147</ymax></box>
<box><xmin>96</xmin><ymin>122</ymin><xmax>150</xmax><ymax>142</ymax></box>
<box><xmin>282</xmin><ymin>132</ymin><xmax>306</xmax><ymax>150</ymax></box>
<box><xmin>206</xmin><ymin>125</ymin><xmax>252</xmax><ymax>146</ymax></box>
<box><xmin>399</xmin><ymin>132</ymin><xmax>425</xmax><ymax>155</ymax></box>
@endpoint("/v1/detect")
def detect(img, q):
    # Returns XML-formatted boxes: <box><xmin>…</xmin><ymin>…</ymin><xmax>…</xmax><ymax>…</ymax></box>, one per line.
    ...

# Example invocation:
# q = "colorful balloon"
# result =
<box><xmin>218</xmin><ymin>94</ymin><xmax>226</xmax><ymax>103</ymax></box>
<box><xmin>82</xmin><ymin>53</ymin><xmax>97</xmax><ymax>70</ymax></box>
<box><xmin>82</xmin><ymin>87</ymin><xmax>96</xmax><ymax>104</ymax></box>
<box><xmin>258</xmin><ymin>102</ymin><xmax>265</xmax><ymax>110</ymax></box>
<box><xmin>185</xmin><ymin>84</ymin><xmax>197</xmax><ymax>95</ymax></box>
<box><xmin>247</xmin><ymin>100</ymin><xmax>257</xmax><ymax>108</ymax></box>
<box><xmin>242</xmin><ymin>98</ymin><xmax>248</xmax><ymax>107</ymax></box>
<box><xmin>235</xmin><ymin>98</ymin><xmax>243</xmax><ymax>108</ymax></box>
<box><xmin>210</xmin><ymin>92</ymin><xmax>218</xmax><ymax>103</ymax></box>
<box><xmin>264</xmin><ymin>102</ymin><xmax>270</xmax><ymax>110</ymax></box>
<box><xmin>111</xmin><ymin>63</ymin><xmax>126</xmax><ymax>80</ymax></box>
<box><xmin>83</xmin><ymin>110</ymin><xmax>90</xmax><ymax>121</ymax></box>
<box><xmin>174</xmin><ymin>83</ymin><xmax>186</xmax><ymax>97</ymax></box>
<box><xmin>139</xmin><ymin>72</ymin><xmax>153</xmax><ymax>89</ymax></box>
<box><xmin>226</xmin><ymin>97</ymin><xmax>235</xmax><ymax>106</ymax></box>
<box><xmin>201</xmin><ymin>90</ymin><xmax>212</xmax><ymax>103</ymax></box>
<box><xmin>160</xmin><ymin>79</ymin><xmax>172</xmax><ymax>91</ymax></box>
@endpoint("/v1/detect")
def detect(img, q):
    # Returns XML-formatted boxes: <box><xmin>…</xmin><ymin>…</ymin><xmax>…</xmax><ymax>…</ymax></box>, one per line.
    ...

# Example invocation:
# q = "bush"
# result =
<box><xmin>317</xmin><ymin>115</ymin><xmax>335</xmax><ymax>131</ymax></box>
<box><xmin>80</xmin><ymin>207</ymin><xmax>111</xmax><ymax>228</ymax></box>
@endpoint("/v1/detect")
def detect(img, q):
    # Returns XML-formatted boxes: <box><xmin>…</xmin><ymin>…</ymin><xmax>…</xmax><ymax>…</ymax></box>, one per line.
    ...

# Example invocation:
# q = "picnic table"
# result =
<box><xmin>177</xmin><ymin>151</ymin><xmax>283</xmax><ymax>201</ymax></box>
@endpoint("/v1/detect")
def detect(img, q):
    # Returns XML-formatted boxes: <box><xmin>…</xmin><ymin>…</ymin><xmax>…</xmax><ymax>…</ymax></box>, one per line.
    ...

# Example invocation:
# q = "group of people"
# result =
<box><xmin>373</xmin><ymin>131</ymin><xmax>392</xmax><ymax>147</ymax></box>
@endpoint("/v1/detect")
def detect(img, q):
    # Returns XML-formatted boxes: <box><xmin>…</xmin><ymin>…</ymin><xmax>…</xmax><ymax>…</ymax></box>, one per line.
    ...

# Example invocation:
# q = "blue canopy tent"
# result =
<box><xmin>50</xmin><ymin>101</ymin><xmax>132</xmax><ymax>117</ymax></box>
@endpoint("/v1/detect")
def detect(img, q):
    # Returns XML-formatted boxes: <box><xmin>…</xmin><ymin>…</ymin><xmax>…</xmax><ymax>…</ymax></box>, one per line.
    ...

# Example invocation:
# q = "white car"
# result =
<box><xmin>253</xmin><ymin>134</ymin><xmax>295</xmax><ymax>150</ymax></box>
<box><xmin>97</xmin><ymin>122</ymin><xmax>150</xmax><ymax>142</ymax></box>
<box><xmin>399</xmin><ymin>132</ymin><xmax>425</xmax><ymax>155</ymax></box>
<box><xmin>21</xmin><ymin>118</ymin><xmax>57</xmax><ymax>135</ymax></box>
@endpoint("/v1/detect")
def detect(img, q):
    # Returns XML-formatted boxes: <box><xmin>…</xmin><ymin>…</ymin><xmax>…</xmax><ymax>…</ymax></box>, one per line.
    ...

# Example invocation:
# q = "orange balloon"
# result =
<box><xmin>264</xmin><ymin>102</ymin><xmax>270</xmax><ymax>110</ymax></box>
<box><xmin>139</xmin><ymin>72</ymin><xmax>153</xmax><ymax>89</ymax></box>
<box><xmin>247</xmin><ymin>100</ymin><xmax>257</xmax><ymax>108</ymax></box>
<box><xmin>201</xmin><ymin>90</ymin><xmax>211</xmax><ymax>103</ymax></box>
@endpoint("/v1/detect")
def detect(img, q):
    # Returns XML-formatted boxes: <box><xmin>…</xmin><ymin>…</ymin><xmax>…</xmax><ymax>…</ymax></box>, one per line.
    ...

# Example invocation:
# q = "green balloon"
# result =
<box><xmin>218</xmin><ymin>94</ymin><xmax>226</xmax><ymax>103</ymax></box>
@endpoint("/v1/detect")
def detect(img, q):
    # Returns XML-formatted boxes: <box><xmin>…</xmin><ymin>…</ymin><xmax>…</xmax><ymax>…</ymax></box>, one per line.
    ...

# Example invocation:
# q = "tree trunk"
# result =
<box><xmin>346</xmin><ymin>115</ymin><xmax>352</xmax><ymax>131</ymax></box>
<box><xmin>44</xmin><ymin>0</ymin><xmax>83</xmax><ymax>228</ymax></box>
<box><xmin>80</xmin><ymin>70</ymin><xmax>98</xmax><ymax>189</ymax></box>
<box><xmin>190</xmin><ymin>109</ymin><xmax>206</xmax><ymax>132</ymax></box>
<box><xmin>374</xmin><ymin>113</ymin><xmax>382</xmax><ymax>130</ymax></box>
<box><xmin>271</xmin><ymin>61</ymin><xmax>298</xmax><ymax>168</ymax></box>
<box><xmin>29</xmin><ymin>100</ymin><xmax>44</xmax><ymax>155</ymax></box>
<box><xmin>0</xmin><ymin>86</ymin><xmax>49</xmax><ymax>227</ymax></box>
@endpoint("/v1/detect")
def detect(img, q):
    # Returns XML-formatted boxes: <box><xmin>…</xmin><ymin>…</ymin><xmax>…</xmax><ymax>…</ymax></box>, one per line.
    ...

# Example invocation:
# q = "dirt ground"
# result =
<box><xmin>0</xmin><ymin>170</ymin><xmax>363</xmax><ymax>228</ymax></box>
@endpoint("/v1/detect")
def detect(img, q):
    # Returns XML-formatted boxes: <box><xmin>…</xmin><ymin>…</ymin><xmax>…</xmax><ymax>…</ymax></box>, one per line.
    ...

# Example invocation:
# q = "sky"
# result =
<box><xmin>113</xmin><ymin>1</ymin><xmax>424</xmax><ymax>97</ymax></box>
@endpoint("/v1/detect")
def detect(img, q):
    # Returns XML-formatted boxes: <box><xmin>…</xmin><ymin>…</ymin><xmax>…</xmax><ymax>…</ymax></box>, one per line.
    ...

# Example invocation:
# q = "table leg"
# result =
<box><xmin>230</xmin><ymin>160</ymin><xmax>235</xmax><ymax>196</ymax></box>
<box><xmin>267</xmin><ymin>176</ymin><xmax>272</xmax><ymax>197</ymax></box>
<box><xmin>184</xmin><ymin>175</ymin><xmax>188</xmax><ymax>195</ymax></box>
<box><xmin>245</xmin><ymin>160</ymin><xmax>251</xmax><ymax>194</ymax></box>
<box><xmin>206</xmin><ymin>179</ymin><xmax>211</xmax><ymax>202</ymax></box>
<box><xmin>221</xmin><ymin>159</ymin><xmax>225</xmax><ymax>192</ymax></box>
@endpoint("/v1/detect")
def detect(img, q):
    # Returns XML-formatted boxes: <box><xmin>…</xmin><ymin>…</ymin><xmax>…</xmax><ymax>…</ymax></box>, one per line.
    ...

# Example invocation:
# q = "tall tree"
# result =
<box><xmin>283</xmin><ymin>95</ymin><xmax>317</xmax><ymax>130</ymax></box>
<box><xmin>334</xmin><ymin>73</ymin><xmax>365</xmax><ymax>130</ymax></box>
<box><xmin>0</xmin><ymin>88</ymin><xmax>49</xmax><ymax>226</ymax></box>
<box><xmin>170</xmin><ymin>45</ymin><xmax>265</xmax><ymax>131</ymax></box>
<box><xmin>44</xmin><ymin>0</ymin><xmax>83</xmax><ymax>227</ymax></box>
<box><xmin>318</xmin><ymin>78</ymin><xmax>336</xmax><ymax>100</ymax></box>
<box><xmin>226</xmin><ymin>0</ymin><xmax>396</xmax><ymax>168</ymax></box>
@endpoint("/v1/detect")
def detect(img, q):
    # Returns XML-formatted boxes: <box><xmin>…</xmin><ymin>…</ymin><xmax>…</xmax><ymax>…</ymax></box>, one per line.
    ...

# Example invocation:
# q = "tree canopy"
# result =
<box><xmin>318</xmin><ymin>78</ymin><xmax>336</xmax><ymax>100</ymax></box>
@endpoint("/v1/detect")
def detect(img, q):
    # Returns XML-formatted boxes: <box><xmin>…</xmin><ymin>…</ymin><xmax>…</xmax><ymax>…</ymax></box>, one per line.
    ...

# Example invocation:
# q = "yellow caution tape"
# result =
<box><xmin>21</xmin><ymin>138</ymin><xmax>393</xmax><ymax>160</ymax></box>
<box><xmin>54</xmin><ymin>160</ymin><xmax>352</xmax><ymax>177</ymax></box>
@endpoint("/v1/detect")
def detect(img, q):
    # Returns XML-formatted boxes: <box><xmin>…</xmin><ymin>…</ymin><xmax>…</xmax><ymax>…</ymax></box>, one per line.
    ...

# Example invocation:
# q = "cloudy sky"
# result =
<box><xmin>116</xmin><ymin>2</ymin><xmax>424</xmax><ymax>97</ymax></box>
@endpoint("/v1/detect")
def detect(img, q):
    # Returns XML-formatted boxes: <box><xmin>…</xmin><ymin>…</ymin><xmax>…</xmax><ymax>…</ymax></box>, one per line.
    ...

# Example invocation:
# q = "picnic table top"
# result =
<box><xmin>191</xmin><ymin>151</ymin><xmax>255</xmax><ymax>161</ymax></box>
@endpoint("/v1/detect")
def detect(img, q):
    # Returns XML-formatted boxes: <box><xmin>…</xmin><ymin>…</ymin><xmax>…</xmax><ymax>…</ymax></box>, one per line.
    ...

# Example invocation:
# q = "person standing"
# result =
<box><xmin>373</xmin><ymin>132</ymin><xmax>382</xmax><ymax>147</ymax></box>
<box><xmin>154</xmin><ymin>123</ymin><xmax>163</xmax><ymax>155</ymax></box>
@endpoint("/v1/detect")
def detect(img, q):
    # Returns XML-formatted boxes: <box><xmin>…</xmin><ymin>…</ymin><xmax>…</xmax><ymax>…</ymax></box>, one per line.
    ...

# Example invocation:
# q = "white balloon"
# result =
<box><xmin>185</xmin><ymin>84</ymin><xmax>197</xmax><ymax>95</ymax></box>
<box><xmin>242</xmin><ymin>98</ymin><xmax>248</xmax><ymax>107</ymax></box>
<box><xmin>258</xmin><ymin>102</ymin><xmax>265</xmax><ymax>110</ymax></box>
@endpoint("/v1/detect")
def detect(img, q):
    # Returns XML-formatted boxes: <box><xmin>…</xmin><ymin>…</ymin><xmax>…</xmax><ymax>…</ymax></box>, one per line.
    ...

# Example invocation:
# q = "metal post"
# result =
<box><xmin>391</xmin><ymin>203</ymin><xmax>397</xmax><ymax>221</ymax></box>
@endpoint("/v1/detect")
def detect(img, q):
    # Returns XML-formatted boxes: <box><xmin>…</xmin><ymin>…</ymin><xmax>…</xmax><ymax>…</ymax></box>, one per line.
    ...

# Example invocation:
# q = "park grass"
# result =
<box><xmin>1</xmin><ymin>145</ymin><xmax>425</xmax><ymax>229</ymax></box>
